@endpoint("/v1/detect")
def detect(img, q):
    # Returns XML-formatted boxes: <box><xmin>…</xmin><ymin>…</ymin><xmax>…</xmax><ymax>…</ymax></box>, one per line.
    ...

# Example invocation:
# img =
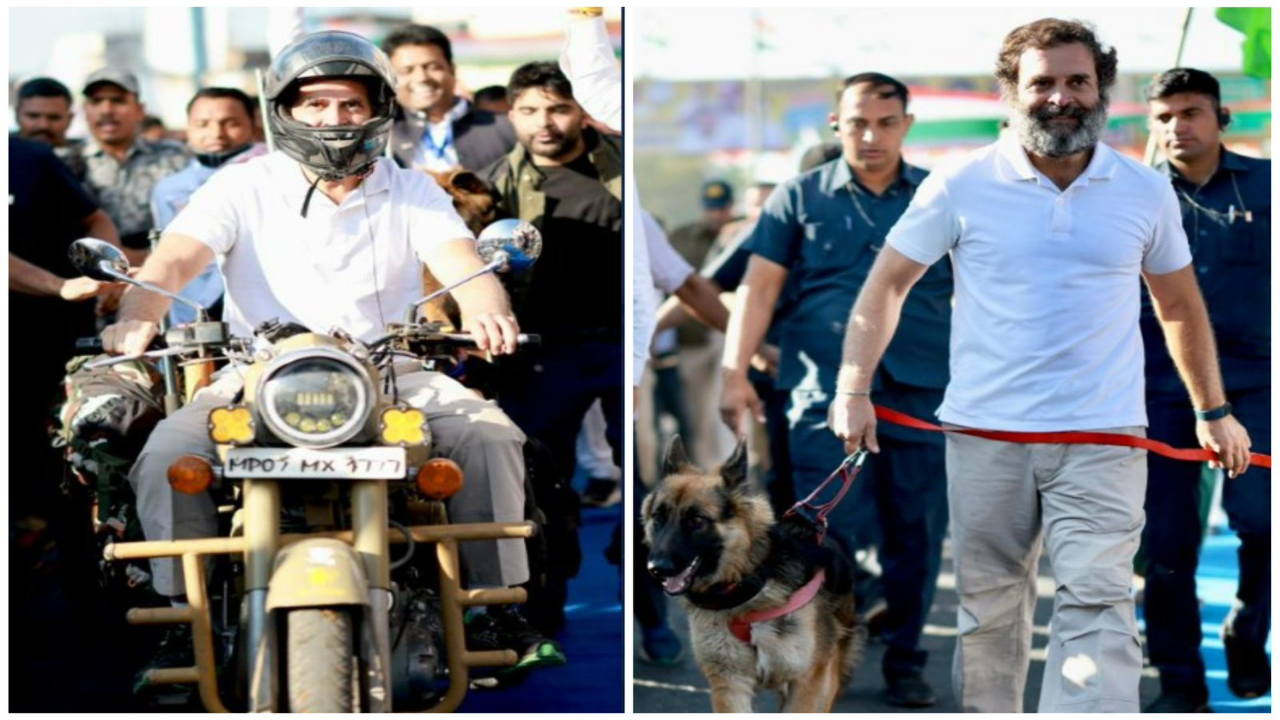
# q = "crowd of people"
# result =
<box><xmin>10</xmin><ymin>10</ymin><xmax>622</xmax><ymax>703</ymax></box>
<box><xmin>634</xmin><ymin>18</ymin><xmax>1269</xmax><ymax>714</ymax></box>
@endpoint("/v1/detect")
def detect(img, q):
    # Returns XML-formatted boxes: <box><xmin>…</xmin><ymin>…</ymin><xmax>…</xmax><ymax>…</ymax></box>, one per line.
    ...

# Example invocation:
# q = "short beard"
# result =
<box><xmin>1009</xmin><ymin>94</ymin><xmax>1109</xmax><ymax>159</ymax></box>
<box><xmin>523</xmin><ymin>130</ymin><xmax>581</xmax><ymax>161</ymax></box>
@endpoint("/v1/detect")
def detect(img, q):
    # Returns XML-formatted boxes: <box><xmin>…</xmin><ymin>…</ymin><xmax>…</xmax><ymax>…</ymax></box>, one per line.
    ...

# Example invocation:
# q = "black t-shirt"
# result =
<box><xmin>519</xmin><ymin>139</ymin><xmax>622</xmax><ymax>339</ymax></box>
<box><xmin>9</xmin><ymin>136</ymin><xmax>100</xmax><ymax>352</ymax></box>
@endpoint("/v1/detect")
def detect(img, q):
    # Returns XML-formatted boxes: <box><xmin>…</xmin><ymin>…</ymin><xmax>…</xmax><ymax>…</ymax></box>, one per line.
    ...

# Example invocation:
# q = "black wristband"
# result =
<box><xmin>1194</xmin><ymin>402</ymin><xmax>1233</xmax><ymax>422</ymax></box>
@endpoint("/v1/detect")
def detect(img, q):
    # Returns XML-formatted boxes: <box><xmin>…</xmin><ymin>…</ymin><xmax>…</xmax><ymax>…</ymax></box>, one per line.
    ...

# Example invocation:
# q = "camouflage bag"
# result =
<box><xmin>53</xmin><ymin>356</ymin><xmax>165</xmax><ymax>540</ymax></box>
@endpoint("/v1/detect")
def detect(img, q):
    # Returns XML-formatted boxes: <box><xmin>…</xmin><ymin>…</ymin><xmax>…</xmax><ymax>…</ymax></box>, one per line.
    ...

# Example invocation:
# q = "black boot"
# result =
<box><xmin>1223</xmin><ymin>624</ymin><xmax>1271</xmax><ymax>699</ymax></box>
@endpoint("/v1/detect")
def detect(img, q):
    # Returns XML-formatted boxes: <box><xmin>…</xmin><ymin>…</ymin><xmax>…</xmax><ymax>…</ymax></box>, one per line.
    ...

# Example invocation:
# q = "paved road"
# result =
<box><xmin>634</xmin><ymin>533</ymin><xmax>1271</xmax><ymax>713</ymax></box>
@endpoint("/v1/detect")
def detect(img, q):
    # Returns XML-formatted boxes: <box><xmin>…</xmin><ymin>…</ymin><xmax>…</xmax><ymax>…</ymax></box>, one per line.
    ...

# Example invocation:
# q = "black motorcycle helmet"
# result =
<box><xmin>264</xmin><ymin>31</ymin><xmax>398</xmax><ymax>181</ymax></box>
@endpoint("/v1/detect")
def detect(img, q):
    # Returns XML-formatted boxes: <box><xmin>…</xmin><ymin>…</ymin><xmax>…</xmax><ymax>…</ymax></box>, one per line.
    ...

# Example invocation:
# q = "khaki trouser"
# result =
<box><xmin>946</xmin><ymin>426</ymin><xmax>1147</xmax><ymax>713</ymax></box>
<box><xmin>677</xmin><ymin>334</ymin><xmax>735</xmax><ymax>469</ymax></box>
<box><xmin>130</xmin><ymin>367</ymin><xmax>529</xmax><ymax>596</ymax></box>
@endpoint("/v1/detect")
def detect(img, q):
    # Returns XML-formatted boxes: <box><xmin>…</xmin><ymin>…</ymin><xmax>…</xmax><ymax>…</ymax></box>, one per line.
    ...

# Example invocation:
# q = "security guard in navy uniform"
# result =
<box><xmin>720</xmin><ymin>73</ymin><xmax>951</xmax><ymax>708</ymax></box>
<box><xmin>1139</xmin><ymin>68</ymin><xmax>1271</xmax><ymax>713</ymax></box>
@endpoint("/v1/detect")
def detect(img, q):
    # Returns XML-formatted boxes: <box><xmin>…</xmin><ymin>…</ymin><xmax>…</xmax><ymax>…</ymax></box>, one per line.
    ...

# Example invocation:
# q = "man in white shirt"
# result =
<box><xmin>827</xmin><ymin>19</ymin><xmax>1252</xmax><ymax>713</ymax></box>
<box><xmin>102</xmin><ymin>31</ymin><xmax>557</xmax><ymax>678</ymax></box>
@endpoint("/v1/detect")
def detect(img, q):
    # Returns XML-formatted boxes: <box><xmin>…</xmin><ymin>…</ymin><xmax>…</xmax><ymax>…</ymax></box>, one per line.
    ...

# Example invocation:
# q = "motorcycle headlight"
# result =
<box><xmin>258</xmin><ymin>349</ymin><xmax>374</xmax><ymax>448</ymax></box>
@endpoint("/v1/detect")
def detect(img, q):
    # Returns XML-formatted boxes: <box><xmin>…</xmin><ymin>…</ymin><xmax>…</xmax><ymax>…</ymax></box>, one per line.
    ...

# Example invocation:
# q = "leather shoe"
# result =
<box><xmin>1223</xmin><ymin>625</ymin><xmax>1271</xmax><ymax>699</ymax></box>
<box><xmin>885</xmin><ymin>672</ymin><xmax>936</xmax><ymax>708</ymax></box>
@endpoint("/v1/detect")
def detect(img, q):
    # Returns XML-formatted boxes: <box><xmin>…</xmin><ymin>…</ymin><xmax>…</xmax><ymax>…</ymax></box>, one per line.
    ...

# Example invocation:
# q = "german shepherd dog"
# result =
<box><xmin>642</xmin><ymin>437</ymin><xmax>863</xmax><ymax>713</ymax></box>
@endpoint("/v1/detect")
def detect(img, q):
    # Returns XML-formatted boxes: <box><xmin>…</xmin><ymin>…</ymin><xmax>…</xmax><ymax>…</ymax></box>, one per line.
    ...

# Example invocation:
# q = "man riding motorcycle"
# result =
<box><xmin>99</xmin><ymin>30</ymin><xmax>559</xmax><ymax>682</ymax></box>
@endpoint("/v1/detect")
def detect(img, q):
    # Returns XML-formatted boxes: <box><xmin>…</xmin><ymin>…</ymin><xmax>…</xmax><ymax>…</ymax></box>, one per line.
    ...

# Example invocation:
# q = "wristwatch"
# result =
<box><xmin>1194</xmin><ymin>402</ymin><xmax>1233</xmax><ymax>422</ymax></box>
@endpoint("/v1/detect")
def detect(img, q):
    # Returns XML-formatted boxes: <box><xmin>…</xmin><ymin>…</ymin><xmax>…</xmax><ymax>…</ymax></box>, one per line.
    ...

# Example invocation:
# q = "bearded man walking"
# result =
<box><xmin>828</xmin><ymin>19</ymin><xmax>1252</xmax><ymax>712</ymax></box>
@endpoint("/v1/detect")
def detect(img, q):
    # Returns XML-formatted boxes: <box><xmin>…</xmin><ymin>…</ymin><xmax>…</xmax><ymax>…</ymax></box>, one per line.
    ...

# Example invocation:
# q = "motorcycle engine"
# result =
<box><xmin>389</xmin><ymin>586</ymin><xmax>446</xmax><ymax>710</ymax></box>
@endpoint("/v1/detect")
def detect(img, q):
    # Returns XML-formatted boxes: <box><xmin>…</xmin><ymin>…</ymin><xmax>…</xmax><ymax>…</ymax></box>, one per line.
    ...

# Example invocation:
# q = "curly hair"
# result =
<box><xmin>994</xmin><ymin>18</ymin><xmax>1117</xmax><ymax>95</ymax></box>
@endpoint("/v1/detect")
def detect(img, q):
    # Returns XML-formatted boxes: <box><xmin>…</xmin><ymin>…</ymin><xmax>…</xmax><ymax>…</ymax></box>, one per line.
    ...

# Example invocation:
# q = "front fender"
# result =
<box><xmin>265</xmin><ymin>538</ymin><xmax>371</xmax><ymax>610</ymax></box>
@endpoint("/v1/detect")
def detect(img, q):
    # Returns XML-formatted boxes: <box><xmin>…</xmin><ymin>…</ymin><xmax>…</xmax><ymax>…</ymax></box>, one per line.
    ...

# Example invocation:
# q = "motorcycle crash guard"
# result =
<box><xmin>265</xmin><ymin>538</ymin><xmax>371</xmax><ymax>610</ymax></box>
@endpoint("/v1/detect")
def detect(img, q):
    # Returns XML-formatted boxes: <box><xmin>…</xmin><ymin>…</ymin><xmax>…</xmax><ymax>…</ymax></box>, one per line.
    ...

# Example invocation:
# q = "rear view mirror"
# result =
<box><xmin>68</xmin><ymin>238</ymin><xmax>130</xmax><ymax>281</ymax></box>
<box><xmin>476</xmin><ymin>219</ymin><xmax>542</xmax><ymax>273</ymax></box>
<box><xmin>67</xmin><ymin>237</ymin><xmax>209</xmax><ymax>321</ymax></box>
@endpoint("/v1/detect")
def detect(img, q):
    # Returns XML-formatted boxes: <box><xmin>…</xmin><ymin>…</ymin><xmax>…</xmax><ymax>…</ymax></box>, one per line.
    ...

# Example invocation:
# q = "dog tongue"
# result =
<box><xmin>662</xmin><ymin>561</ymin><xmax>698</xmax><ymax>595</ymax></box>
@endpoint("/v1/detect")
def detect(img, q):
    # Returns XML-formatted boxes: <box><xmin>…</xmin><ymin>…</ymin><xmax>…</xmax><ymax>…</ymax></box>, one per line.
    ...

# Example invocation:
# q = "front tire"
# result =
<box><xmin>286</xmin><ymin>608</ymin><xmax>356</xmax><ymax>712</ymax></box>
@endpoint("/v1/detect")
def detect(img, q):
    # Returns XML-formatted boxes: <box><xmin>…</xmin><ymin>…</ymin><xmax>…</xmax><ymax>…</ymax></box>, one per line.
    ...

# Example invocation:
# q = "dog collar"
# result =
<box><xmin>728</xmin><ymin>569</ymin><xmax>826</xmax><ymax>644</ymax></box>
<box><xmin>686</xmin><ymin>566</ymin><xmax>773</xmax><ymax>611</ymax></box>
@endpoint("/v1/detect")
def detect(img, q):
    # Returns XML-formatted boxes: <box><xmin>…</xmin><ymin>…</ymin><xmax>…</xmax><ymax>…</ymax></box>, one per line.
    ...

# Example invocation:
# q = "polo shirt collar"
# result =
<box><xmin>276</xmin><ymin>151</ymin><xmax>391</xmax><ymax>207</ymax></box>
<box><xmin>996</xmin><ymin>134</ymin><xmax>1039</xmax><ymax>181</ymax></box>
<box><xmin>996</xmin><ymin>134</ymin><xmax>1117</xmax><ymax>186</ymax></box>
<box><xmin>1081</xmin><ymin>141</ymin><xmax>1118</xmax><ymax>182</ymax></box>
<box><xmin>823</xmin><ymin>158</ymin><xmax>923</xmax><ymax>194</ymax></box>
<box><xmin>1161</xmin><ymin>146</ymin><xmax>1251</xmax><ymax>189</ymax></box>
<box><xmin>900</xmin><ymin>162</ymin><xmax>927</xmax><ymax>187</ymax></box>
<box><xmin>824</xmin><ymin>158</ymin><xmax>853</xmax><ymax>193</ymax></box>
<box><xmin>1219</xmin><ymin>147</ymin><xmax>1249</xmax><ymax>173</ymax></box>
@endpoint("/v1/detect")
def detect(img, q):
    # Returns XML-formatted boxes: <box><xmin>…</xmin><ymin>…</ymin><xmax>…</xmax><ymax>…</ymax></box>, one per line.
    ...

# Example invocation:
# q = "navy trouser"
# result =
<box><xmin>754</xmin><ymin>375</ymin><xmax>796</xmax><ymax>517</ymax></box>
<box><xmin>787</xmin><ymin>380</ymin><xmax>949</xmax><ymax>676</ymax></box>
<box><xmin>1142</xmin><ymin>386</ymin><xmax>1271</xmax><ymax>692</ymax></box>
<box><xmin>499</xmin><ymin>338</ymin><xmax>624</xmax><ymax>483</ymax></box>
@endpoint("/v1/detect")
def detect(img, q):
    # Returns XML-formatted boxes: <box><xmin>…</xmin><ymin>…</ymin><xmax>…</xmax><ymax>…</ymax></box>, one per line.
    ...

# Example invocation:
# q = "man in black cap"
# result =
<box><xmin>668</xmin><ymin>179</ymin><xmax>737</xmax><ymax>267</ymax></box>
<box><xmin>382</xmin><ymin>24</ymin><xmax>516</xmax><ymax>172</ymax></box>
<box><xmin>81</xmin><ymin>67</ymin><xmax>189</xmax><ymax>265</ymax></box>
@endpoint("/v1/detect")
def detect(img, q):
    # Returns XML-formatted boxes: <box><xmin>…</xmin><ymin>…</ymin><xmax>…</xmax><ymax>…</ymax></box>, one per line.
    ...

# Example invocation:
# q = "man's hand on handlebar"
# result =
<box><xmin>101</xmin><ymin>319</ymin><xmax>160</xmax><ymax>357</ymax></box>
<box><xmin>465</xmin><ymin>312</ymin><xmax>520</xmax><ymax>356</ymax></box>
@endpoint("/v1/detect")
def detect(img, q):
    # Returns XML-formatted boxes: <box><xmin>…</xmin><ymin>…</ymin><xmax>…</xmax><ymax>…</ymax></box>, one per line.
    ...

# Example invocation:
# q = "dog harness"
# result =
<box><xmin>728</xmin><ymin>569</ymin><xmax>826</xmax><ymax>644</ymax></box>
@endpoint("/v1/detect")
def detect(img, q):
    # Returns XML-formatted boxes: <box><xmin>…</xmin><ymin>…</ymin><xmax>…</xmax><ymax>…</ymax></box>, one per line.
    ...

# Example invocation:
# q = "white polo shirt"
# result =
<box><xmin>167</xmin><ymin>150</ymin><xmax>473</xmax><ymax>342</ymax></box>
<box><xmin>886</xmin><ymin>137</ymin><xmax>1192</xmax><ymax>431</ymax></box>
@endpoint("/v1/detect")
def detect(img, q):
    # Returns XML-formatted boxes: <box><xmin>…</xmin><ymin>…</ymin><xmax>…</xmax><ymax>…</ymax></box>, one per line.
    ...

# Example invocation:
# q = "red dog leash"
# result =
<box><xmin>783</xmin><ymin>450</ymin><xmax>868</xmax><ymax>542</ymax></box>
<box><xmin>732</xmin><ymin>455</ymin><xmax>866</xmax><ymax>645</ymax></box>
<box><xmin>738</xmin><ymin>404</ymin><xmax>1271</xmax><ymax>647</ymax></box>
<box><xmin>874</xmin><ymin>406</ymin><xmax>1271</xmax><ymax>470</ymax></box>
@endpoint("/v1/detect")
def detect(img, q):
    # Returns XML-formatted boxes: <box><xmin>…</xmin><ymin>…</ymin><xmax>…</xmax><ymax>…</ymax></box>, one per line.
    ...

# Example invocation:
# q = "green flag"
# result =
<box><xmin>1217</xmin><ymin>7</ymin><xmax>1272</xmax><ymax>79</ymax></box>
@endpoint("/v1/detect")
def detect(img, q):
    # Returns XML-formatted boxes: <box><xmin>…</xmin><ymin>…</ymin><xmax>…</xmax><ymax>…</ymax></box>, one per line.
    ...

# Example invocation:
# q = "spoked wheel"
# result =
<box><xmin>285</xmin><ymin>608</ymin><xmax>357</xmax><ymax>713</ymax></box>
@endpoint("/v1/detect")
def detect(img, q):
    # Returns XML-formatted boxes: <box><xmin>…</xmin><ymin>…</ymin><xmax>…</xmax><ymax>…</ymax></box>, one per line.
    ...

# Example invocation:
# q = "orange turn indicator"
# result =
<box><xmin>417</xmin><ymin>458</ymin><xmax>464</xmax><ymax>500</ymax></box>
<box><xmin>168</xmin><ymin>456</ymin><xmax>215</xmax><ymax>495</ymax></box>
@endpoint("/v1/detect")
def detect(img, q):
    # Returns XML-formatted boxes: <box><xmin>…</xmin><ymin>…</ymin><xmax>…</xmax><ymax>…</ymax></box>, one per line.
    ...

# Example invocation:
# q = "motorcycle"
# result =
<box><xmin>65</xmin><ymin>220</ymin><xmax>544</xmax><ymax>712</ymax></box>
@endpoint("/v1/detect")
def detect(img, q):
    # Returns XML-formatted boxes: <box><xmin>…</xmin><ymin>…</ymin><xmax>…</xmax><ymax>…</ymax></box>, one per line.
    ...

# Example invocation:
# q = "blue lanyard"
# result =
<box><xmin>422</xmin><ymin>123</ymin><xmax>453</xmax><ymax>161</ymax></box>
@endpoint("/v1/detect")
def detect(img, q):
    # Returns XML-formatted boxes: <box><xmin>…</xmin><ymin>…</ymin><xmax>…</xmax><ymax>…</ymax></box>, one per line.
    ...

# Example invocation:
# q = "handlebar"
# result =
<box><xmin>436</xmin><ymin>332</ymin><xmax>541</xmax><ymax>348</ymax></box>
<box><xmin>75</xmin><ymin>336</ymin><xmax>165</xmax><ymax>353</ymax></box>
